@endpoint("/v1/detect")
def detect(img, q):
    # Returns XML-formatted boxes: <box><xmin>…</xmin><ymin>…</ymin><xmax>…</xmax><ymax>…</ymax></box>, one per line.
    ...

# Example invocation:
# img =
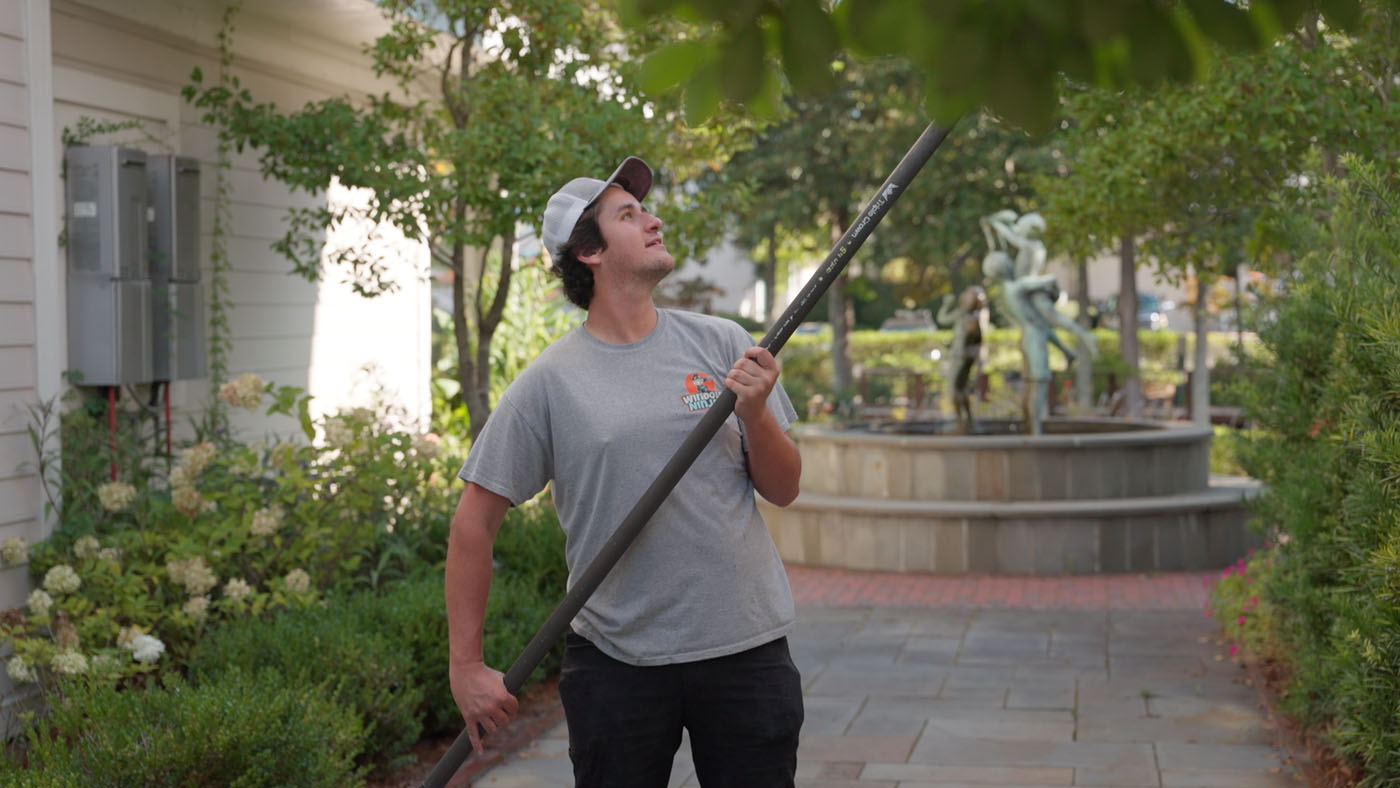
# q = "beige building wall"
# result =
<box><xmin>0</xmin><ymin>0</ymin><xmax>55</xmax><ymax>618</ymax></box>
<box><xmin>0</xmin><ymin>0</ymin><xmax>432</xmax><ymax>625</ymax></box>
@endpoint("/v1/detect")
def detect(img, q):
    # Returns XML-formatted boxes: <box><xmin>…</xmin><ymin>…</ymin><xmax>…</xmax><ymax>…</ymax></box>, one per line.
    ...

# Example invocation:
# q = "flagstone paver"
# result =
<box><xmin>464</xmin><ymin>567</ymin><xmax>1305</xmax><ymax>787</ymax></box>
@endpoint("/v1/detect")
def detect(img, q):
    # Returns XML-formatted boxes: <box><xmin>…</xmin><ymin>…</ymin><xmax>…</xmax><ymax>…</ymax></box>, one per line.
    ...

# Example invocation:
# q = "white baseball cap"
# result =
<box><xmin>542</xmin><ymin>156</ymin><xmax>653</xmax><ymax>261</ymax></box>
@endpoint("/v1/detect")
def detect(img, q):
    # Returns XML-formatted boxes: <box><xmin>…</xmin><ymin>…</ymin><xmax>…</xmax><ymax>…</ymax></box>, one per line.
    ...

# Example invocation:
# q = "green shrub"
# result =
<box><xmin>1208</xmin><ymin>548</ymin><xmax>1282</xmax><ymax>658</ymax></box>
<box><xmin>187</xmin><ymin>603</ymin><xmax>422</xmax><ymax>771</ymax></box>
<box><xmin>315</xmin><ymin>502</ymin><xmax>567</xmax><ymax>738</ymax></box>
<box><xmin>3</xmin><ymin>378</ymin><xmax>455</xmax><ymax>689</ymax></box>
<box><xmin>339</xmin><ymin>574</ymin><xmax>456</xmax><ymax>735</ymax></box>
<box><xmin>3</xmin><ymin>672</ymin><xmax>364</xmax><ymax>788</ymax></box>
<box><xmin>1235</xmin><ymin>157</ymin><xmax>1400</xmax><ymax>785</ymax></box>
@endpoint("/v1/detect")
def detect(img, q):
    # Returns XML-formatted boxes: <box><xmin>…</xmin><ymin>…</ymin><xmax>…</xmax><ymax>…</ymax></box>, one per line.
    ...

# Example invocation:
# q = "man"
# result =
<box><xmin>447</xmin><ymin>156</ymin><xmax>805</xmax><ymax>787</ymax></box>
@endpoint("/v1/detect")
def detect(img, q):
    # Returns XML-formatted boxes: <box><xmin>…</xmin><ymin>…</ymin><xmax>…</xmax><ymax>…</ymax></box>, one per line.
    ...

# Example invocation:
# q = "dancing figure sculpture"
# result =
<box><xmin>984</xmin><ymin>211</ymin><xmax>1098</xmax><ymax>362</ymax></box>
<box><xmin>936</xmin><ymin>285</ymin><xmax>988</xmax><ymax>433</ymax></box>
<box><xmin>981</xmin><ymin>211</ymin><xmax>1098</xmax><ymax>435</ymax></box>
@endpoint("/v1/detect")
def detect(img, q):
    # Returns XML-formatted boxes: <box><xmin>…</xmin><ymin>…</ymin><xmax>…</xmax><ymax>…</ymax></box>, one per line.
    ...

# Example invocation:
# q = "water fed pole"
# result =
<box><xmin>421</xmin><ymin>120</ymin><xmax>955</xmax><ymax>788</ymax></box>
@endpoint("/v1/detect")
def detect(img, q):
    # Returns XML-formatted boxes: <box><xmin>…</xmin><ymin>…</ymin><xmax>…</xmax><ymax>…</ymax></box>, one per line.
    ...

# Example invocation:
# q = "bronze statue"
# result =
<box><xmin>937</xmin><ymin>285</ymin><xmax>988</xmax><ymax>433</ymax></box>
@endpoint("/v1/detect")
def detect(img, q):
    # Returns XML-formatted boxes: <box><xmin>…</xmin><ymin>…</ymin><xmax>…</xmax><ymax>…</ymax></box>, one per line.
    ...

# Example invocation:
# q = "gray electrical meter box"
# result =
<box><xmin>65</xmin><ymin>146</ymin><xmax>153</xmax><ymax>385</ymax></box>
<box><xmin>148</xmin><ymin>155</ymin><xmax>205</xmax><ymax>380</ymax></box>
<box><xmin>66</xmin><ymin>146</ymin><xmax>150</xmax><ymax>280</ymax></box>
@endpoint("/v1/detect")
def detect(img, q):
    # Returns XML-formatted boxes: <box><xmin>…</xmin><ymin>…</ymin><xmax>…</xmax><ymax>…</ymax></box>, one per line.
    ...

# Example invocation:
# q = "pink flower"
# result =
<box><xmin>1249</xmin><ymin>596</ymin><xmax>1259</xmax><ymax>607</ymax></box>
<box><xmin>1206</xmin><ymin>609</ymin><xmax>1214</xmax><ymax>617</ymax></box>
<box><xmin>1230</xmin><ymin>643</ymin><xmax>1239</xmax><ymax>656</ymax></box>
<box><xmin>1237</xmin><ymin>616</ymin><xmax>1247</xmax><ymax>625</ymax></box>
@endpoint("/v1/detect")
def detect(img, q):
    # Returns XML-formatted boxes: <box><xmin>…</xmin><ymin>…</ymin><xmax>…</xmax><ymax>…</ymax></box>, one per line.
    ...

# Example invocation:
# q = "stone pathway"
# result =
<box><xmin>467</xmin><ymin>568</ymin><xmax>1302</xmax><ymax>787</ymax></box>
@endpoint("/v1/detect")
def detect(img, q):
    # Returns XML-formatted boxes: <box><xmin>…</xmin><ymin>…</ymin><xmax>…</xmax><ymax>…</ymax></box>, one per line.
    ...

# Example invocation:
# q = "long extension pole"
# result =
<box><xmin>420</xmin><ymin>120</ymin><xmax>954</xmax><ymax>788</ymax></box>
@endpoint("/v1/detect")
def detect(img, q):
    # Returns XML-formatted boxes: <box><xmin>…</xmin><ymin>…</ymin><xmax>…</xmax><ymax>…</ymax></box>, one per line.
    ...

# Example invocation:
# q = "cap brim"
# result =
<box><xmin>602</xmin><ymin>156</ymin><xmax>652</xmax><ymax>204</ymax></box>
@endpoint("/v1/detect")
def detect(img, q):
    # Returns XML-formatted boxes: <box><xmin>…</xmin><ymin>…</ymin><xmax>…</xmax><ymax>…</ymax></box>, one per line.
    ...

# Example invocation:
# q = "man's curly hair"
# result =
<box><xmin>551</xmin><ymin>191</ymin><xmax>613</xmax><ymax>310</ymax></box>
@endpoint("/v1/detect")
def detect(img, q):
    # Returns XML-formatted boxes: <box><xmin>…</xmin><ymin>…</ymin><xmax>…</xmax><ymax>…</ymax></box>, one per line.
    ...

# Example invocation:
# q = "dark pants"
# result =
<box><xmin>558</xmin><ymin>633</ymin><xmax>804</xmax><ymax>788</ymax></box>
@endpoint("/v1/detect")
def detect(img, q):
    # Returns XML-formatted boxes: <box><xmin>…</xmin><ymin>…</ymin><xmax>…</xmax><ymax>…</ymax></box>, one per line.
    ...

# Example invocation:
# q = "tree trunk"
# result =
<box><xmin>455</xmin><ymin>239</ymin><xmax>490</xmax><ymax>440</ymax></box>
<box><xmin>1192</xmin><ymin>272</ymin><xmax>1211</xmax><ymax>426</ymax></box>
<box><xmin>1075</xmin><ymin>257</ymin><xmax>1093</xmax><ymax>410</ymax></box>
<box><xmin>828</xmin><ymin>208</ymin><xmax>854</xmax><ymax>397</ymax></box>
<box><xmin>1118</xmin><ymin>234</ymin><xmax>1142</xmax><ymax>417</ymax></box>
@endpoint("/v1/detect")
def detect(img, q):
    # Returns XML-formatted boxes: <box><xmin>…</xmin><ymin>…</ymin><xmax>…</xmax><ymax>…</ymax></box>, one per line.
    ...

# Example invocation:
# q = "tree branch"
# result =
<box><xmin>483</xmin><ymin>233</ymin><xmax>515</xmax><ymax>335</ymax></box>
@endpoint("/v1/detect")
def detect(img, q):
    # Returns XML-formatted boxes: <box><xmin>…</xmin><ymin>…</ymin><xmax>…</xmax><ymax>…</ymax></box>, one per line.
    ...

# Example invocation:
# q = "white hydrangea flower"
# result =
<box><xmin>97</xmin><ymin>481</ymin><xmax>137</xmax><ymax>512</ymax></box>
<box><xmin>283</xmin><ymin>568</ymin><xmax>311</xmax><ymax>593</ymax></box>
<box><xmin>180</xmin><ymin>441</ymin><xmax>217</xmax><ymax>477</ymax></box>
<box><xmin>128</xmin><ymin>633</ymin><xmax>165</xmax><ymax>665</ymax></box>
<box><xmin>0</xmin><ymin>537</ymin><xmax>26</xmax><ymax>565</ymax></box>
<box><xmin>223</xmin><ymin>577</ymin><xmax>253</xmax><ymax>600</ymax></box>
<box><xmin>27</xmin><ymin>588</ymin><xmax>53</xmax><ymax>617</ymax></box>
<box><xmin>42</xmin><ymin>564</ymin><xmax>81</xmax><ymax>595</ymax></box>
<box><xmin>182</xmin><ymin>595</ymin><xmax>210</xmax><ymax>622</ymax></box>
<box><xmin>73</xmin><ymin>535</ymin><xmax>101</xmax><ymax>561</ymax></box>
<box><xmin>116</xmin><ymin>626</ymin><xmax>139</xmax><ymax>649</ymax></box>
<box><xmin>218</xmin><ymin>372</ymin><xmax>266</xmax><ymax>410</ymax></box>
<box><xmin>5</xmin><ymin>656</ymin><xmax>34</xmax><ymax>683</ymax></box>
<box><xmin>168</xmin><ymin>465</ymin><xmax>192</xmax><ymax>490</ymax></box>
<box><xmin>172</xmin><ymin>486</ymin><xmax>212</xmax><ymax>517</ymax></box>
<box><xmin>98</xmin><ymin>547</ymin><xmax>120</xmax><ymax>565</ymax></box>
<box><xmin>97</xmin><ymin>481</ymin><xmax>138</xmax><ymax>512</ymax></box>
<box><xmin>248</xmin><ymin>505</ymin><xmax>285</xmax><ymax>537</ymax></box>
<box><xmin>50</xmin><ymin>650</ymin><xmax>88</xmax><ymax>675</ymax></box>
<box><xmin>166</xmin><ymin>556</ymin><xmax>217</xmax><ymax>596</ymax></box>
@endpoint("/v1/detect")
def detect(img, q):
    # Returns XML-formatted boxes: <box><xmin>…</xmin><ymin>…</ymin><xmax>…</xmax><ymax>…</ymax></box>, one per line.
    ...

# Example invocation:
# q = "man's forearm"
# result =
<box><xmin>446</xmin><ymin>485</ymin><xmax>509</xmax><ymax>666</ymax></box>
<box><xmin>744</xmin><ymin>409</ymin><xmax>801</xmax><ymax>506</ymax></box>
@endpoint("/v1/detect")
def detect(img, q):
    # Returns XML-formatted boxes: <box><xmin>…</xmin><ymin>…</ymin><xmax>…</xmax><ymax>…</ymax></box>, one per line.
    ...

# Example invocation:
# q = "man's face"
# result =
<box><xmin>580</xmin><ymin>185</ymin><xmax>673</xmax><ymax>282</ymax></box>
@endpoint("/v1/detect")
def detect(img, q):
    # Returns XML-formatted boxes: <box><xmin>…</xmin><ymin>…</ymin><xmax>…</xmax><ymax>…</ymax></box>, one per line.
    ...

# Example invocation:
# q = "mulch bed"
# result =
<box><xmin>367</xmin><ymin>675</ymin><xmax>564</xmax><ymax>788</ymax></box>
<box><xmin>1236</xmin><ymin>652</ymin><xmax>1362</xmax><ymax>788</ymax></box>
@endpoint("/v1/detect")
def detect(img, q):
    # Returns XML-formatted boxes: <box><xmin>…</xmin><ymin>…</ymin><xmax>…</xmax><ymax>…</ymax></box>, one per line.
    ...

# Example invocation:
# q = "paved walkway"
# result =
<box><xmin>468</xmin><ymin>567</ymin><xmax>1303</xmax><ymax>787</ymax></box>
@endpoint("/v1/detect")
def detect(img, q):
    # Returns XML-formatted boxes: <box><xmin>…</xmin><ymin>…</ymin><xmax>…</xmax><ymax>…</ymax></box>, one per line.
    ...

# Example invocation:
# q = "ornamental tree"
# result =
<box><xmin>186</xmin><ymin>0</ymin><xmax>743</xmax><ymax>439</ymax></box>
<box><xmin>1038</xmin><ymin>3</ymin><xmax>1400</xmax><ymax>419</ymax></box>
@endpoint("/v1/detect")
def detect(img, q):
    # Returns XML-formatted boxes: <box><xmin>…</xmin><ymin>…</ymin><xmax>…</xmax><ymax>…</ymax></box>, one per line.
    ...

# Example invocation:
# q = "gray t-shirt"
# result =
<box><xmin>458</xmin><ymin>308</ymin><xmax>798</xmax><ymax>666</ymax></box>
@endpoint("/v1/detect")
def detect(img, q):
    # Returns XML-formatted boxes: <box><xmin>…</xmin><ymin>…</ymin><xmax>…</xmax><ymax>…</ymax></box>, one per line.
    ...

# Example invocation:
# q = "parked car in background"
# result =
<box><xmin>1099</xmin><ymin>293</ymin><xmax>1175</xmax><ymax>331</ymax></box>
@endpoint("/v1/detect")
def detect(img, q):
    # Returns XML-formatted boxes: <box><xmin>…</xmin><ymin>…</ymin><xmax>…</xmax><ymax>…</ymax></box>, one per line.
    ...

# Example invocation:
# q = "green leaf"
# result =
<box><xmin>684</xmin><ymin>57</ymin><xmax>723</xmax><ymax>124</ymax></box>
<box><xmin>720</xmin><ymin>23</ymin><xmax>766</xmax><ymax>104</ymax></box>
<box><xmin>298</xmin><ymin>398</ymin><xmax>315</xmax><ymax>441</ymax></box>
<box><xmin>1317</xmin><ymin>0</ymin><xmax>1363</xmax><ymax>33</ymax></box>
<box><xmin>746</xmin><ymin>63</ymin><xmax>786</xmax><ymax>120</ymax></box>
<box><xmin>837</xmin><ymin>0</ymin><xmax>921</xmax><ymax>57</ymax></box>
<box><xmin>1184</xmin><ymin>0</ymin><xmax>1261</xmax><ymax>52</ymax></box>
<box><xmin>639</xmin><ymin>40</ymin><xmax>711</xmax><ymax>95</ymax></box>
<box><xmin>779</xmin><ymin>0</ymin><xmax>839</xmax><ymax>94</ymax></box>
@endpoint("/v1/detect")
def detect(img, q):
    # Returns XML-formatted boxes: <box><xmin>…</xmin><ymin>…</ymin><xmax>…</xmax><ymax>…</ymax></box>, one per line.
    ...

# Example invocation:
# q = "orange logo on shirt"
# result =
<box><xmin>682</xmin><ymin>372</ymin><xmax>720</xmax><ymax>411</ymax></box>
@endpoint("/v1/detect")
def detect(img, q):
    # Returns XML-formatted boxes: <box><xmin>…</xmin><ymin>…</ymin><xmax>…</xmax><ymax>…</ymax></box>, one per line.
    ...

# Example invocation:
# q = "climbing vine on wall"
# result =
<box><xmin>196</xmin><ymin>2</ymin><xmax>242</xmax><ymax>433</ymax></box>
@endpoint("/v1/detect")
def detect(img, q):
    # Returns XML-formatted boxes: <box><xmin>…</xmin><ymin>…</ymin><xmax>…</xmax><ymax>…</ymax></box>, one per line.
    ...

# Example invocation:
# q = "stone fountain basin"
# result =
<box><xmin>759</xmin><ymin>419</ymin><xmax>1264</xmax><ymax>575</ymax></box>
